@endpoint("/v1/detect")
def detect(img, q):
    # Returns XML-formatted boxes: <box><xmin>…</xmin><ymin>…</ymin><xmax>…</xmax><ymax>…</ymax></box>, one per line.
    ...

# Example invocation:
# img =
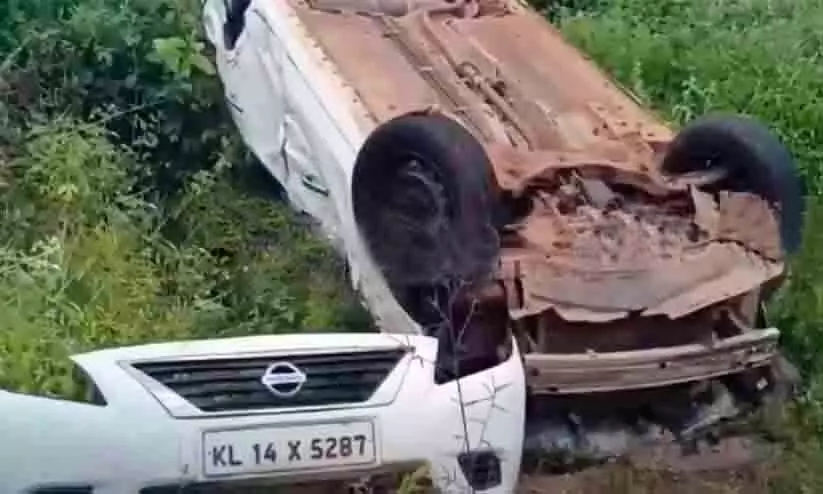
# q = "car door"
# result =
<box><xmin>247</xmin><ymin>2</ymin><xmax>344</xmax><ymax>248</ymax></box>
<box><xmin>203</xmin><ymin>0</ymin><xmax>289</xmax><ymax>185</ymax></box>
<box><xmin>204</xmin><ymin>0</ymin><xmax>342</xmax><ymax>245</ymax></box>
<box><xmin>280</xmin><ymin>99</ymin><xmax>344</xmax><ymax>249</ymax></box>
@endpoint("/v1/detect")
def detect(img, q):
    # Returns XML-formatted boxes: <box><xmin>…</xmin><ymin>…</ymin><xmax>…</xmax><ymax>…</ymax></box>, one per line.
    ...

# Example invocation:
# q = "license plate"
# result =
<box><xmin>202</xmin><ymin>421</ymin><xmax>376</xmax><ymax>477</ymax></box>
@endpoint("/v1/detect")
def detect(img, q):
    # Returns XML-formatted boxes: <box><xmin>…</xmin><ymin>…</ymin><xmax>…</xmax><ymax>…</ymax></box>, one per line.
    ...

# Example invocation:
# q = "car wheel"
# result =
<box><xmin>661</xmin><ymin>114</ymin><xmax>806</xmax><ymax>256</ymax></box>
<box><xmin>352</xmin><ymin>112</ymin><xmax>502</xmax><ymax>291</ymax></box>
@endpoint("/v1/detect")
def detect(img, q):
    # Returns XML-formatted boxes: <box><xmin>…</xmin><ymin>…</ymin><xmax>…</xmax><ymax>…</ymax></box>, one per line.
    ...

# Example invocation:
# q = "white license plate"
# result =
<box><xmin>202</xmin><ymin>421</ymin><xmax>376</xmax><ymax>477</ymax></box>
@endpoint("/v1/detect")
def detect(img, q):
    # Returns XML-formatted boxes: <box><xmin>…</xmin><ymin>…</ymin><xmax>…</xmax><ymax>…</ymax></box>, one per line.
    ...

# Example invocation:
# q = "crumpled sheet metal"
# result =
<box><xmin>510</xmin><ymin>243</ymin><xmax>783</xmax><ymax>322</ymax></box>
<box><xmin>690</xmin><ymin>187</ymin><xmax>784</xmax><ymax>261</ymax></box>
<box><xmin>483</xmin><ymin>145</ymin><xmax>694</xmax><ymax>204</ymax></box>
<box><xmin>716</xmin><ymin>190</ymin><xmax>784</xmax><ymax>261</ymax></box>
<box><xmin>290</xmin><ymin>0</ymin><xmax>786</xmax><ymax>326</ymax></box>
<box><xmin>504</xmin><ymin>191</ymin><xmax>785</xmax><ymax>322</ymax></box>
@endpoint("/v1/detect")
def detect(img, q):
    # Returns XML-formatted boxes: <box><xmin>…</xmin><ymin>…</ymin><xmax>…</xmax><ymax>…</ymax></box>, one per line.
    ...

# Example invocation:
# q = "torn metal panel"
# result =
<box><xmin>287</xmin><ymin>0</ymin><xmax>787</xmax><ymax>388</ymax></box>
<box><xmin>497</xmin><ymin>170</ymin><xmax>784</xmax><ymax>321</ymax></box>
<box><xmin>510</xmin><ymin>243</ymin><xmax>781</xmax><ymax>322</ymax></box>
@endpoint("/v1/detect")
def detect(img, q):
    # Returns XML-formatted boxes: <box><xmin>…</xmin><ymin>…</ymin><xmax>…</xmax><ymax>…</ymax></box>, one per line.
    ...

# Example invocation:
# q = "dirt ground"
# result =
<box><xmin>516</xmin><ymin>437</ymin><xmax>775</xmax><ymax>494</ymax></box>
<box><xmin>518</xmin><ymin>465</ymin><xmax>770</xmax><ymax>494</ymax></box>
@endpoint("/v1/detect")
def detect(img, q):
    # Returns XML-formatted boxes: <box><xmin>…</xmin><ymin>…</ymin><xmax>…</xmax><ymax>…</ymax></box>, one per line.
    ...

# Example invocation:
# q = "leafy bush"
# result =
<box><xmin>556</xmin><ymin>0</ymin><xmax>823</xmax><ymax>488</ymax></box>
<box><xmin>0</xmin><ymin>0</ymin><xmax>369</xmax><ymax>399</ymax></box>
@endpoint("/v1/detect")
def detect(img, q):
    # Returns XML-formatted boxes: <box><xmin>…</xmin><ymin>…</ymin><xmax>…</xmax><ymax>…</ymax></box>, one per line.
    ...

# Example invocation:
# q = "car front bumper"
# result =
<box><xmin>0</xmin><ymin>333</ymin><xmax>525</xmax><ymax>494</ymax></box>
<box><xmin>525</xmin><ymin>327</ymin><xmax>780</xmax><ymax>394</ymax></box>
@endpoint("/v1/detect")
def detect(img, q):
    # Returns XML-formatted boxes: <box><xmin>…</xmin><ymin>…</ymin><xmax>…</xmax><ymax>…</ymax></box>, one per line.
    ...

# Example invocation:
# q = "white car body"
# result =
<box><xmin>201</xmin><ymin>0</ymin><xmax>431</xmax><ymax>336</ymax></box>
<box><xmin>1</xmin><ymin>333</ymin><xmax>525</xmax><ymax>493</ymax></box>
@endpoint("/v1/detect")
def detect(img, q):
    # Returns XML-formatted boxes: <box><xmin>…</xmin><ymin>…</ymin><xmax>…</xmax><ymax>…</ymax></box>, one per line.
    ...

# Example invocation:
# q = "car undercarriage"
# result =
<box><xmin>242</xmin><ymin>0</ymin><xmax>805</xmax><ymax>468</ymax></box>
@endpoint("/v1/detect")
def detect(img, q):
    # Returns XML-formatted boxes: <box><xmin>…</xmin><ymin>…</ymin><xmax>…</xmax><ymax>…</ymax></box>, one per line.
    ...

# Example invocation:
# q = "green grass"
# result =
<box><xmin>554</xmin><ymin>0</ymin><xmax>823</xmax><ymax>401</ymax></box>
<box><xmin>549</xmin><ymin>0</ymin><xmax>823</xmax><ymax>489</ymax></box>
<box><xmin>1</xmin><ymin>0</ymin><xmax>823</xmax><ymax>491</ymax></box>
<box><xmin>0</xmin><ymin>0</ymin><xmax>371</xmax><ymax>400</ymax></box>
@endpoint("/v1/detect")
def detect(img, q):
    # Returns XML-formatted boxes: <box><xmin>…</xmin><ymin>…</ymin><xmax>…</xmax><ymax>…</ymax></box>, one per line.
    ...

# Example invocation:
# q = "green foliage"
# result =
<box><xmin>0</xmin><ymin>0</ymin><xmax>369</xmax><ymax>400</ymax></box>
<box><xmin>0</xmin><ymin>0</ymin><xmax>234</xmax><ymax>195</ymax></box>
<box><xmin>0</xmin><ymin>115</ymin><xmax>369</xmax><ymax>399</ymax></box>
<box><xmin>558</xmin><ymin>0</ymin><xmax>823</xmax><ymax>191</ymax></box>
<box><xmin>555</xmin><ymin>0</ymin><xmax>823</xmax><ymax>488</ymax></box>
<box><xmin>151</xmin><ymin>36</ymin><xmax>216</xmax><ymax>78</ymax></box>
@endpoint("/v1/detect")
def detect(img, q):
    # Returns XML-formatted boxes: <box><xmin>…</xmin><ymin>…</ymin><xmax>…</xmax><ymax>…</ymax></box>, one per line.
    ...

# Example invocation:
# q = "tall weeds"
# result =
<box><xmin>0</xmin><ymin>0</ymin><xmax>369</xmax><ymax>400</ymax></box>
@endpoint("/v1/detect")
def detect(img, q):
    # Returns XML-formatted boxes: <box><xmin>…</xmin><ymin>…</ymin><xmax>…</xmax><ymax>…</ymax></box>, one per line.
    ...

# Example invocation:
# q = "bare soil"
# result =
<box><xmin>518</xmin><ymin>465</ymin><xmax>770</xmax><ymax>494</ymax></box>
<box><xmin>517</xmin><ymin>436</ymin><xmax>776</xmax><ymax>494</ymax></box>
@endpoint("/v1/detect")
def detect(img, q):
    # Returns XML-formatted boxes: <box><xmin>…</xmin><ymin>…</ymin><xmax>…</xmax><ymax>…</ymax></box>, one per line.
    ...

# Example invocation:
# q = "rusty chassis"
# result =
<box><xmin>525</xmin><ymin>328</ymin><xmax>779</xmax><ymax>396</ymax></box>
<box><xmin>290</xmin><ymin>0</ymin><xmax>799</xmax><ymax>463</ymax></box>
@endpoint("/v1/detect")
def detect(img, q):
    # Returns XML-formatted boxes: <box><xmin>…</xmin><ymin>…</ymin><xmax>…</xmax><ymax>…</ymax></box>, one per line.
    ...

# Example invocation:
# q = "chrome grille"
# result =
<box><xmin>132</xmin><ymin>349</ymin><xmax>406</xmax><ymax>412</ymax></box>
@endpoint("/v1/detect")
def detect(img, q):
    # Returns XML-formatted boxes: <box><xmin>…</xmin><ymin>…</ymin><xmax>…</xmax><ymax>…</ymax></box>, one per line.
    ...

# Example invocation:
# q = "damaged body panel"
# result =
<box><xmin>207</xmin><ymin>0</ymin><xmax>803</xmax><ymax>468</ymax></box>
<box><xmin>293</xmin><ymin>0</ymin><xmax>786</xmax><ymax>371</ymax></box>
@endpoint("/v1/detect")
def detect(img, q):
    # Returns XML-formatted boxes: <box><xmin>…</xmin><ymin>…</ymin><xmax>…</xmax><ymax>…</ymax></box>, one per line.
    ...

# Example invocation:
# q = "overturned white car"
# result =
<box><xmin>203</xmin><ymin>0</ymin><xmax>804</xmax><ymax>473</ymax></box>
<box><xmin>1</xmin><ymin>333</ymin><xmax>525</xmax><ymax>493</ymax></box>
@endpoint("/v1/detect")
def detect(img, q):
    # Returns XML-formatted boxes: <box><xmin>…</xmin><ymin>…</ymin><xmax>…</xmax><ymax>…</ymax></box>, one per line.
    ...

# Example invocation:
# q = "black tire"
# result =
<box><xmin>352</xmin><ymin>112</ymin><xmax>501</xmax><ymax>289</ymax></box>
<box><xmin>662</xmin><ymin>113</ymin><xmax>806</xmax><ymax>255</ymax></box>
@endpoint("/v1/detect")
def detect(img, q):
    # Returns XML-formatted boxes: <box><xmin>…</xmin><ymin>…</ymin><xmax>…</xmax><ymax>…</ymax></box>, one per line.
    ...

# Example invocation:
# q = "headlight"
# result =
<box><xmin>432</xmin><ymin>288</ymin><xmax>513</xmax><ymax>385</ymax></box>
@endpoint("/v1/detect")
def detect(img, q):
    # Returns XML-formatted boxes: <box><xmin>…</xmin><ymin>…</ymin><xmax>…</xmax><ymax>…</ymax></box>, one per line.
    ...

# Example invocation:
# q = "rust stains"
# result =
<box><xmin>290</xmin><ymin>0</ymin><xmax>785</xmax><ymax>326</ymax></box>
